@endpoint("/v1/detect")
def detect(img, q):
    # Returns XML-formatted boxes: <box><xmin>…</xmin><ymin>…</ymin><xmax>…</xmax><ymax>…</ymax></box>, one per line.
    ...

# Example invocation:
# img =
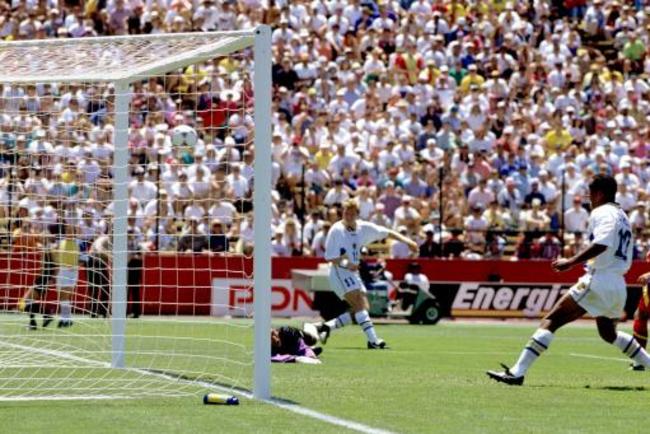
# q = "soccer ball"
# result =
<box><xmin>171</xmin><ymin>124</ymin><xmax>198</xmax><ymax>147</ymax></box>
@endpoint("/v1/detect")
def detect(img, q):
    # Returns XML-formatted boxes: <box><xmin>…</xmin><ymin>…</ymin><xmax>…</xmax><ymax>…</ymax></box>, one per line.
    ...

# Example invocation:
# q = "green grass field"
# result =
<box><xmin>1</xmin><ymin>317</ymin><xmax>649</xmax><ymax>433</ymax></box>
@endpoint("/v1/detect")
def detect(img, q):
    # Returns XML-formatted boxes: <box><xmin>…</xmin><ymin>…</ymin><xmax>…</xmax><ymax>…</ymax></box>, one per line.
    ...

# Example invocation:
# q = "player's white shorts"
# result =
<box><xmin>328</xmin><ymin>265</ymin><xmax>366</xmax><ymax>299</ymax></box>
<box><xmin>568</xmin><ymin>271</ymin><xmax>627</xmax><ymax>319</ymax></box>
<box><xmin>56</xmin><ymin>267</ymin><xmax>78</xmax><ymax>289</ymax></box>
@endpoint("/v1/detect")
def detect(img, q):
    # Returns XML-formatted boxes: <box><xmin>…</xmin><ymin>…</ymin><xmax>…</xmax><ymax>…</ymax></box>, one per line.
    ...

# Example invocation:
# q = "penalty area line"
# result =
<box><xmin>568</xmin><ymin>353</ymin><xmax>629</xmax><ymax>363</ymax></box>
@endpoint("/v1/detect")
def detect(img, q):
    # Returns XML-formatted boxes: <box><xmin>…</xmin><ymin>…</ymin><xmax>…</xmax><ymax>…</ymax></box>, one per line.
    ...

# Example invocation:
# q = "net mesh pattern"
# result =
<box><xmin>0</xmin><ymin>34</ymin><xmax>258</xmax><ymax>400</ymax></box>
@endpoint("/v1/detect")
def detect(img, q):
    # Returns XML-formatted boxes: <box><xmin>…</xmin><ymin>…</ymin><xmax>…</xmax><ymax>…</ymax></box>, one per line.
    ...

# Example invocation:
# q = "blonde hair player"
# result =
<box><xmin>314</xmin><ymin>199</ymin><xmax>418</xmax><ymax>349</ymax></box>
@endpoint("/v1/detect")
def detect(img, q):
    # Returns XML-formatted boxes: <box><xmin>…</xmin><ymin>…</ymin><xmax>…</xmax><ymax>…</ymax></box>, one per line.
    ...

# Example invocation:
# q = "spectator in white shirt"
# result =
<box><xmin>390</xmin><ymin>226</ymin><xmax>412</xmax><ymax>259</ymax></box>
<box><xmin>271</xmin><ymin>229</ymin><xmax>291</xmax><ymax>257</ymax></box>
<box><xmin>615</xmin><ymin>183</ymin><xmax>636</xmax><ymax>212</ymax></box>
<box><xmin>129</xmin><ymin>166</ymin><xmax>157</xmax><ymax>207</ymax></box>
<box><xmin>323</xmin><ymin>178</ymin><xmax>350</xmax><ymax>206</ymax></box>
<box><xmin>170</xmin><ymin>171</ymin><xmax>192</xmax><ymax>214</ymax></box>
<box><xmin>563</xmin><ymin>196</ymin><xmax>589</xmax><ymax>234</ymax></box>
<box><xmin>143</xmin><ymin>190</ymin><xmax>174</xmax><ymax>218</ymax></box>
<box><xmin>538</xmin><ymin>170</ymin><xmax>558</xmax><ymax>203</ymax></box>
<box><xmin>310</xmin><ymin>222</ymin><xmax>331</xmax><ymax>257</ymax></box>
<box><xmin>464</xmin><ymin>204</ymin><xmax>489</xmax><ymax>248</ymax></box>
<box><xmin>616</xmin><ymin>160</ymin><xmax>640</xmax><ymax>191</ymax></box>
<box><xmin>208</xmin><ymin>197</ymin><xmax>237</xmax><ymax>226</ymax></box>
<box><xmin>630</xmin><ymin>203</ymin><xmax>647</xmax><ymax>231</ymax></box>
<box><xmin>186</xmin><ymin>153</ymin><xmax>210</xmax><ymax>181</ymax></box>
<box><xmin>225</xmin><ymin>164</ymin><xmax>249</xmax><ymax>199</ymax></box>
<box><xmin>468</xmin><ymin>179</ymin><xmax>495</xmax><ymax>210</ymax></box>
<box><xmin>328</xmin><ymin>143</ymin><xmax>360</xmax><ymax>177</ymax></box>
<box><xmin>183</xmin><ymin>196</ymin><xmax>205</xmax><ymax>221</ymax></box>
<box><xmin>189</xmin><ymin>165</ymin><xmax>210</xmax><ymax>202</ymax></box>
<box><xmin>355</xmin><ymin>186</ymin><xmax>375</xmax><ymax>220</ymax></box>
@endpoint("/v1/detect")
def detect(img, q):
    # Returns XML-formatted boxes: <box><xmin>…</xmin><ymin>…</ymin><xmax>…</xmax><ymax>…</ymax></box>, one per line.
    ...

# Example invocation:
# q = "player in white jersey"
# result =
<box><xmin>487</xmin><ymin>175</ymin><xmax>650</xmax><ymax>385</ymax></box>
<box><xmin>314</xmin><ymin>199</ymin><xmax>418</xmax><ymax>349</ymax></box>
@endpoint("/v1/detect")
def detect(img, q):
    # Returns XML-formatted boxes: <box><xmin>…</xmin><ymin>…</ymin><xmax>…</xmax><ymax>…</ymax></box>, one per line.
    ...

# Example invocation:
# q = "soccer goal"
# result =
<box><xmin>0</xmin><ymin>27</ymin><xmax>272</xmax><ymax>401</ymax></box>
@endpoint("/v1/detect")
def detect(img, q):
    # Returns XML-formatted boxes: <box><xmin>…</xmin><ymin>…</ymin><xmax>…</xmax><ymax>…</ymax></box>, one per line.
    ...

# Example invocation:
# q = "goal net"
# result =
<box><xmin>0</xmin><ymin>28</ymin><xmax>272</xmax><ymax>401</ymax></box>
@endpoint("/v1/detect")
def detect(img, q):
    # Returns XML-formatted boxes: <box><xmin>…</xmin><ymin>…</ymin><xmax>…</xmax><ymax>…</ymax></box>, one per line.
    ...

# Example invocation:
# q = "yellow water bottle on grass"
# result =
<box><xmin>203</xmin><ymin>393</ymin><xmax>239</xmax><ymax>405</ymax></box>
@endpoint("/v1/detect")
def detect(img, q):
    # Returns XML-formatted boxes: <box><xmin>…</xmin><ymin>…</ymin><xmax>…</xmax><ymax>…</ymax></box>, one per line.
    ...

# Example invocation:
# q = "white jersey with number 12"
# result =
<box><xmin>587</xmin><ymin>203</ymin><xmax>633</xmax><ymax>274</ymax></box>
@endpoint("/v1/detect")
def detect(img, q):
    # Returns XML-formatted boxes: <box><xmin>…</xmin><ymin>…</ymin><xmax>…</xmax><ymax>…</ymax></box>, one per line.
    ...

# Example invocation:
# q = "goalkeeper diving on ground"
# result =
<box><xmin>271</xmin><ymin>324</ymin><xmax>323</xmax><ymax>364</ymax></box>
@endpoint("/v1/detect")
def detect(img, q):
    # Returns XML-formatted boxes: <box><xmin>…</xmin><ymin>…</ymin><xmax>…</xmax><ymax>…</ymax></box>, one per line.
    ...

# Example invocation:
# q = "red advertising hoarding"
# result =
<box><xmin>0</xmin><ymin>253</ymin><xmax>646</xmax><ymax>318</ymax></box>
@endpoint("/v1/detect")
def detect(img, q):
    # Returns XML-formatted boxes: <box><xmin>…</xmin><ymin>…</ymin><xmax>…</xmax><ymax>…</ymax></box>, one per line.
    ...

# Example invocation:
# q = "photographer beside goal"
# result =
<box><xmin>314</xmin><ymin>199</ymin><xmax>418</xmax><ymax>349</ymax></box>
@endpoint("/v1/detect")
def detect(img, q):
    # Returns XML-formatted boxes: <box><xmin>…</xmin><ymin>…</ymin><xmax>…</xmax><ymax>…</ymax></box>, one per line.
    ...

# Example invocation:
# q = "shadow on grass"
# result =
<box><xmin>529</xmin><ymin>384</ymin><xmax>647</xmax><ymax>392</ymax></box>
<box><xmin>585</xmin><ymin>385</ymin><xmax>647</xmax><ymax>392</ymax></box>
<box><xmin>268</xmin><ymin>396</ymin><xmax>301</xmax><ymax>405</ymax></box>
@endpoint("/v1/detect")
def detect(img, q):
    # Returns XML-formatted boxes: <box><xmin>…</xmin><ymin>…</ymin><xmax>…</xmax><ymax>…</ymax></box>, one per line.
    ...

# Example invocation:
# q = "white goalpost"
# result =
<box><xmin>0</xmin><ymin>27</ymin><xmax>271</xmax><ymax>400</ymax></box>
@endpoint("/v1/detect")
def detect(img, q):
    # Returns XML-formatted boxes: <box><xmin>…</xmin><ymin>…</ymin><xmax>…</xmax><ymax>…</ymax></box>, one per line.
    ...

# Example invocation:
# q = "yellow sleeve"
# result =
<box><xmin>52</xmin><ymin>243</ymin><xmax>61</xmax><ymax>266</ymax></box>
<box><xmin>460</xmin><ymin>76</ymin><xmax>472</xmax><ymax>92</ymax></box>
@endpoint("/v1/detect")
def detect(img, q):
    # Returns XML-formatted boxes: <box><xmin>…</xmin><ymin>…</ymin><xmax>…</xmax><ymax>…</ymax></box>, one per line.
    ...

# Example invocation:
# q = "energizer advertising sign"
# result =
<box><xmin>450</xmin><ymin>283</ymin><xmax>569</xmax><ymax>318</ymax></box>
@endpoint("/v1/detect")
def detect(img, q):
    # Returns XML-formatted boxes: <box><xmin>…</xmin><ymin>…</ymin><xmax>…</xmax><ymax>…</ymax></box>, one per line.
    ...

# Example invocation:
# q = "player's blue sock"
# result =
<box><xmin>510</xmin><ymin>329</ymin><xmax>554</xmax><ymax>377</ymax></box>
<box><xmin>325</xmin><ymin>312</ymin><xmax>352</xmax><ymax>330</ymax></box>
<box><xmin>354</xmin><ymin>310</ymin><xmax>379</xmax><ymax>344</ymax></box>
<box><xmin>614</xmin><ymin>332</ymin><xmax>650</xmax><ymax>367</ymax></box>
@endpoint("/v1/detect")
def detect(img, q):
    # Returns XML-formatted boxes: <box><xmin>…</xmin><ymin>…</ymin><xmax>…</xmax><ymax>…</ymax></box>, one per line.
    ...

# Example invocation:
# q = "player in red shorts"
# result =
<box><xmin>632</xmin><ymin>272</ymin><xmax>650</xmax><ymax>370</ymax></box>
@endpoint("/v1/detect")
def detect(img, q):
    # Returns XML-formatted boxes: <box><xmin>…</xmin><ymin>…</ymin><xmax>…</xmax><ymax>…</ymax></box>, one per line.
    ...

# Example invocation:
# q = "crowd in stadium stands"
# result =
<box><xmin>2</xmin><ymin>0</ymin><xmax>650</xmax><ymax>262</ymax></box>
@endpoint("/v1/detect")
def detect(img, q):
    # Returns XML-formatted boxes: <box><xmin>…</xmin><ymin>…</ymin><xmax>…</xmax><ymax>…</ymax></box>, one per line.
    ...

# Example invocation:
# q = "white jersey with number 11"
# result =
<box><xmin>324</xmin><ymin>221</ymin><xmax>389</xmax><ymax>266</ymax></box>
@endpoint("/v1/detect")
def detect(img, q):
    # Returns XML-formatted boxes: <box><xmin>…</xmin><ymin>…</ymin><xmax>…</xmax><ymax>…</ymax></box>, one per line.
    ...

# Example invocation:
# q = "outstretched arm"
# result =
<box><xmin>552</xmin><ymin>243</ymin><xmax>607</xmax><ymax>272</ymax></box>
<box><xmin>386</xmin><ymin>230</ymin><xmax>419</xmax><ymax>255</ymax></box>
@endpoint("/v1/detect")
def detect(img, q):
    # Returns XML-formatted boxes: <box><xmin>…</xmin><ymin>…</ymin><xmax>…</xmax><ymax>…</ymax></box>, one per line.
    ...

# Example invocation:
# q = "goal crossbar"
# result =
<box><xmin>0</xmin><ymin>30</ymin><xmax>256</xmax><ymax>84</ymax></box>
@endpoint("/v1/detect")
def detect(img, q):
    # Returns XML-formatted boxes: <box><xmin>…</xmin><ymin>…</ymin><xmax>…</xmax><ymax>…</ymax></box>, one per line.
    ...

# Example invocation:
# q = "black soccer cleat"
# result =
<box><xmin>313</xmin><ymin>347</ymin><xmax>323</xmax><ymax>356</ymax></box>
<box><xmin>367</xmin><ymin>339</ymin><xmax>387</xmax><ymax>349</ymax></box>
<box><xmin>42</xmin><ymin>315</ymin><xmax>53</xmax><ymax>328</ymax></box>
<box><xmin>486</xmin><ymin>363</ymin><xmax>524</xmax><ymax>386</ymax></box>
<box><xmin>27</xmin><ymin>318</ymin><xmax>37</xmax><ymax>330</ymax></box>
<box><xmin>316</xmin><ymin>323</ymin><xmax>331</xmax><ymax>345</ymax></box>
<box><xmin>57</xmin><ymin>320</ymin><xmax>73</xmax><ymax>328</ymax></box>
<box><xmin>630</xmin><ymin>363</ymin><xmax>646</xmax><ymax>371</ymax></box>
